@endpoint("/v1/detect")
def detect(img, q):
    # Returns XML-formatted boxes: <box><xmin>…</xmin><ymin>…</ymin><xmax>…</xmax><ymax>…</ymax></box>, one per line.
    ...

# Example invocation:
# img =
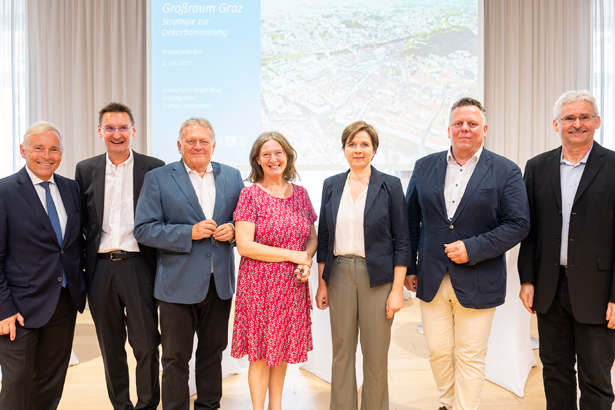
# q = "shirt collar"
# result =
<box><xmin>25</xmin><ymin>165</ymin><xmax>56</xmax><ymax>186</ymax></box>
<box><xmin>447</xmin><ymin>144</ymin><xmax>483</xmax><ymax>165</ymax></box>
<box><xmin>184</xmin><ymin>161</ymin><xmax>213</xmax><ymax>176</ymax></box>
<box><xmin>560</xmin><ymin>146</ymin><xmax>592</xmax><ymax>166</ymax></box>
<box><xmin>106</xmin><ymin>149</ymin><xmax>134</xmax><ymax>169</ymax></box>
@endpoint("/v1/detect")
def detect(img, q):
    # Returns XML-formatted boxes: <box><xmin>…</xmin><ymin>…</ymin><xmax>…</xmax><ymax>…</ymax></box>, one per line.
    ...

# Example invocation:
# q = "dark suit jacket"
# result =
<box><xmin>134</xmin><ymin>160</ymin><xmax>244</xmax><ymax>303</ymax></box>
<box><xmin>0</xmin><ymin>167</ymin><xmax>86</xmax><ymax>328</ymax></box>
<box><xmin>518</xmin><ymin>142</ymin><xmax>615</xmax><ymax>324</ymax></box>
<box><xmin>75</xmin><ymin>151</ymin><xmax>165</xmax><ymax>288</ymax></box>
<box><xmin>317</xmin><ymin>166</ymin><xmax>410</xmax><ymax>288</ymax></box>
<box><xmin>406</xmin><ymin>148</ymin><xmax>530</xmax><ymax>309</ymax></box>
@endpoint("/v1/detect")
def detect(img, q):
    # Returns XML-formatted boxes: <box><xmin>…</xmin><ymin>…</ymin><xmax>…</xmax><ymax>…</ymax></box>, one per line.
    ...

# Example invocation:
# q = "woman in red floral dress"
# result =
<box><xmin>232</xmin><ymin>131</ymin><xmax>317</xmax><ymax>410</ymax></box>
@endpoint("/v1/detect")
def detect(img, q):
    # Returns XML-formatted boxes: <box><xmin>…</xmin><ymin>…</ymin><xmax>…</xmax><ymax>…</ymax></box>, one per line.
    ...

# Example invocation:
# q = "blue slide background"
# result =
<box><xmin>152</xmin><ymin>1</ymin><xmax>261</xmax><ymax>165</ymax></box>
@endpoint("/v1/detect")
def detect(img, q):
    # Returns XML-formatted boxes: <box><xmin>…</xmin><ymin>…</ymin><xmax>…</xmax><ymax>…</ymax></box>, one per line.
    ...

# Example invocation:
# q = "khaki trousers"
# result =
<box><xmin>328</xmin><ymin>255</ymin><xmax>393</xmax><ymax>410</ymax></box>
<box><xmin>420</xmin><ymin>273</ymin><xmax>496</xmax><ymax>410</ymax></box>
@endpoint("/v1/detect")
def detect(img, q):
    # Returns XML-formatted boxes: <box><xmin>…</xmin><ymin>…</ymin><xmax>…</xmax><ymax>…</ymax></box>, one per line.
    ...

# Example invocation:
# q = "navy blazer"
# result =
<box><xmin>0</xmin><ymin>167</ymin><xmax>86</xmax><ymax>328</ymax></box>
<box><xmin>317</xmin><ymin>166</ymin><xmax>410</xmax><ymax>288</ymax></box>
<box><xmin>75</xmin><ymin>151</ymin><xmax>165</xmax><ymax>288</ymax></box>
<box><xmin>406</xmin><ymin>149</ymin><xmax>530</xmax><ymax>309</ymax></box>
<box><xmin>519</xmin><ymin>142</ymin><xmax>615</xmax><ymax>324</ymax></box>
<box><xmin>134</xmin><ymin>160</ymin><xmax>244</xmax><ymax>303</ymax></box>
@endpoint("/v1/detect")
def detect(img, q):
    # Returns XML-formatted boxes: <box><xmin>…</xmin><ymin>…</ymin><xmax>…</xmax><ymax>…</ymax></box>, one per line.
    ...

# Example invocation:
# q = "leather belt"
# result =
<box><xmin>559</xmin><ymin>265</ymin><xmax>567</xmax><ymax>276</ymax></box>
<box><xmin>97</xmin><ymin>251</ymin><xmax>140</xmax><ymax>261</ymax></box>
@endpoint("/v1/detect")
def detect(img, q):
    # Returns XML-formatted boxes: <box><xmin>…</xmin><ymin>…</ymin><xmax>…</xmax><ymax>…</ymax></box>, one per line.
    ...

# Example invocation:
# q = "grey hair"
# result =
<box><xmin>553</xmin><ymin>90</ymin><xmax>600</xmax><ymax>119</ymax></box>
<box><xmin>178</xmin><ymin>117</ymin><xmax>216</xmax><ymax>145</ymax></box>
<box><xmin>22</xmin><ymin>121</ymin><xmax>64</xmax><ymax>152</ymax></box>
<box><xmin>449</xmin><ymin>97</ymin><xmax>487</xmax><ymax>125</ymax></box>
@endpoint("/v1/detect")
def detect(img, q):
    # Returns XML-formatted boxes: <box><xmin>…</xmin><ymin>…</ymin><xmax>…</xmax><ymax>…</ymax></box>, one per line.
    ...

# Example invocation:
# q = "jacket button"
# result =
<box><xmin>366</xmin><ymin>245</ymin><xmax>370</xmax><ymax>250</ymax></box>
<box><xmin>61</xmin><ymin>250</ymin><xmax>64</xmax><ymax>254</ymax></box>
<box><xmin>57</xmin><ymin>277</ymin><xmax>62</xmax><ymax>282</ymax></box>
<box><xmin>449</xmin><ymin>224</ymin><xmax>454</xmax><ymax>229</ymax></box>
<box><xmin>207</xmin><ymin>253</ymin><xmax>211</xmax><ymax>257</ymax></box>
<box><xmin>365</xmin><ymin>224</ymin><xmax>369</xmax><ymax>229</ymax></box>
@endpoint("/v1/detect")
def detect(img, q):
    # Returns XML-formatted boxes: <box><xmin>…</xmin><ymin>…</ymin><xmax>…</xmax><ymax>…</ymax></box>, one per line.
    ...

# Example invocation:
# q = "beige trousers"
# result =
<box><xmin>328</xmin><ymin>255</ymin><xmax>393</xmax><ymax>410</ymax></box>
<box><xmin>420</xmin><ymin>273</ymin><xmax>496</xmax><ymax>410</ymax></box>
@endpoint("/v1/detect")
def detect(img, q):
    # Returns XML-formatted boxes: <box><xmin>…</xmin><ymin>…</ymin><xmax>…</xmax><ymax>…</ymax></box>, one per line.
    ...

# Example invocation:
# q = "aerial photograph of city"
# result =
<box><xmin>260</xmin><ymin>0</ymin><xmax>479</xmax><ymax>168</ymax></box>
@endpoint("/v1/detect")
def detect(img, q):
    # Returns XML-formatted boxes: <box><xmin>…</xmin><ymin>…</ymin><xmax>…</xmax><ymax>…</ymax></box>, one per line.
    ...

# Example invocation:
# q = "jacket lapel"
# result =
<box><xmin>212</xmin><ymin>162</ymin><xmax>225</xmax><ymax>221</ymax></box>
<box><xmin>547</xmin><ymin>147</ymin><xmax>563</xmax><ymax>211</ymax></box>
<box><xmin>172</xmin><ymin>160</ymin><xmax>206</xmax><ymax>220</ymax></box>
<box><xmin>55</xmin><ymin>175</ymin><xmax>77</xmax><ymax>248</ymax></box>
<box><xmin>364</xmin><ymin>166</ymin><xmax>384</xmax><ymax>216</ymax></box>
<box><xmin>330</xmin><ymin>172</ymin><xmax>347</xmax><ymax>228</ymax></box>
<box><xmin>133</xmin><ymin>151</ymin><xmax>147</xmax><ymax>211</ymax></box>
<box><xmin>92</xmin><ymin>155</ymin><xmax>106</xmax><ymax>225</ymax></box>
<box><xmin>435</xmin><ymin>152</ymin><xmax>448</xmax><ymax>219</ymax></box>
<box><xmin>451</xmin><ymin>150</ymin><xmax>491</xmax><ymax>224</ymax></box>
<box><xmin>16</xmin><ymin>167</ymin><xmax>61</xmax><ymax>247</ymax></box>
<box><xmin>574</xmin><ymin>142</ymin><xmax>605</xmax><ymax>205</ymax></box>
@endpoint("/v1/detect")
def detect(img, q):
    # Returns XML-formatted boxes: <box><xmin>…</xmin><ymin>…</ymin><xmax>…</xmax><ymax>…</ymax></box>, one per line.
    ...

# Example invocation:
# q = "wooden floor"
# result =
<box><xmin>4</xmin><ymin>297</ymin><xmax>612</xmax><ymax>409</ymax></box>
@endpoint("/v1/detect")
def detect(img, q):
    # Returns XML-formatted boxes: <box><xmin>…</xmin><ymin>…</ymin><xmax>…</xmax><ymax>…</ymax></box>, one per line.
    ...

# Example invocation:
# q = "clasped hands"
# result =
<box><xmin>192</xmin><ymin>220</ymin><xmax>235</xmax><ymax>242</ymax></box>
<box><xmin>292</xmin><ymin>250</ymin><xmax>312</xmax><ymax>283</ymax></box>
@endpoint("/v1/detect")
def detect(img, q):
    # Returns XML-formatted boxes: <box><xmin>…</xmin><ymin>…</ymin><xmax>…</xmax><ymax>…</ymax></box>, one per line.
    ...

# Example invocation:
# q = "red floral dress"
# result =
<box><xmin>231</xmin><ymin>184</ymin><xmax>317</xmax><ymax>367</ymax></box>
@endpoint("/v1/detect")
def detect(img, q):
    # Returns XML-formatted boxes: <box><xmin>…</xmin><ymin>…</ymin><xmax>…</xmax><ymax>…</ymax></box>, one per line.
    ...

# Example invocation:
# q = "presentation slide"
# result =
<box><xmin>150</xmin><ymin>0</ymin><xmax>479</xmax><ymax>169</ymax></box>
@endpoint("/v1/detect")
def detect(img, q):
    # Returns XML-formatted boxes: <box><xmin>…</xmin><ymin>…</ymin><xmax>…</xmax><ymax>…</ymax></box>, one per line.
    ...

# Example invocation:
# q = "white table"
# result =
<box><xmin>303</xmin><ymin>247</ymin><xmax>537</xmax><ymax>397</ymax></box>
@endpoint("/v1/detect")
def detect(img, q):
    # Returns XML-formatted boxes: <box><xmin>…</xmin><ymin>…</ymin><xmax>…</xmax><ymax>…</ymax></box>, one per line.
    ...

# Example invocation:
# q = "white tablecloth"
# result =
<box><xmin>303</xmin><ymin>248</ymin><xmax>536</xmax><ymax>397</ymax></box>
<box><xmin>301</xmin><ymin>256</ymin><xmax>364</xmax><ymax>387</ymax></box>
<box><xmin>485</xmin><ymin>245</ymin><xmax>536</xmax><ymax>396</ymax></box>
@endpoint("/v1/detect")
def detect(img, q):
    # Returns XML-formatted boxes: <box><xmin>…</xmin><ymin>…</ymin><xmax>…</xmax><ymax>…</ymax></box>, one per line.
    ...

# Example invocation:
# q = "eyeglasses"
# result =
<box><xmin>557</xmin><ymin>114</ymin><xmax>596</xmax><ymax>125</ymax></box>
<box><xmin>103</xmin><ymin>126</ymin><xmax>132</xmax><ymax>134</ymax></box>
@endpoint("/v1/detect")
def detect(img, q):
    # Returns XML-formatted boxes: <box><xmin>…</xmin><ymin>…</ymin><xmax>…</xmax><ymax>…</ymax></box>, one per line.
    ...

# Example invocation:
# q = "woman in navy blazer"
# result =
<box><xmin>316</xmin><ymin>121</ymin><xmax>410</xmax><ymax>410</ymax></box>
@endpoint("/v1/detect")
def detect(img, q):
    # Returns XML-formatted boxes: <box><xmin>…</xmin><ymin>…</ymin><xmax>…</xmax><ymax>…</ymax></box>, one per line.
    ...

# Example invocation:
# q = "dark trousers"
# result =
<box><xmin>88</xmin><ymin>256</ymin><xmax>161</xmax><ymax>410</ymax></box>
<box><xmin>158</xmin><ymin>277</ymin><xmax>232</xmax><ymax>410</ymax></box>
<box><xmin>0</xmin><ymin>287</ymin><xmax>77</xmax><ymax>410</ymax></box>
<box><xmin>537</xmin><ymin>274</ymin><xmax>615</xmax><ymax>410</ymax></box>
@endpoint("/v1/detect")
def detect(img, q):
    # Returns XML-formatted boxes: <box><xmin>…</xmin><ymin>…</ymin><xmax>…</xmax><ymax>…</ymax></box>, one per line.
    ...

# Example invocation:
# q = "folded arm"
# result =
<box><xmin>235</xmin><ymin>221</ymin><xmax>313</xmax><ymax>267</ymax></box>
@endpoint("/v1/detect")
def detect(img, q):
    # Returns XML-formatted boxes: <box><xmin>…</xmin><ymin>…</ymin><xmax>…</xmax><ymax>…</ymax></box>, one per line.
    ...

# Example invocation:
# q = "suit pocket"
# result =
<box><xmin>597</xmin><ymin>258</ymin><xmax>614</xmax><ymax>271</ymax></box>
<box><xmin>7</xmin><ymin>275</ymin><xmax>29</xmax><ymax>287</ymax></box>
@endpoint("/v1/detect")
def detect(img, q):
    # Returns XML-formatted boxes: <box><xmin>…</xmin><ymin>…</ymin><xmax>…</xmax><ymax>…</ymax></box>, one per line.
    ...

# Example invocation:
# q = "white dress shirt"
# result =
<box><xmin>184</xmin><ymin>161</ymin><xmax>216</xmax><ymax>219</ymax></box>
<box><xmin>334</xmin><ymin>176</ymin><xmax>367</xmax><ymax>257</ymax></box>
<box><xmin>25</xmin><ymin>166</ymin><xmax>67</xmax><ymax>238</ymax></box>
<box><xmin>99</xmin><ymin>151</ymin><xmax>140</xmax><ymax>253</ymax></box>
<box><xmin>444</xmin><ymin>145</ymin><xmax>483</xmax><ymax>220</ymax></box>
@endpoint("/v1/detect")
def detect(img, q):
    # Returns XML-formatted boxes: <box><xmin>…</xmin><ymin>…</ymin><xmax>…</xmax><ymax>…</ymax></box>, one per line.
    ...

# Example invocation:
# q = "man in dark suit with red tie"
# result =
<box><xmin>75</xmin><ymin>102</ymin><xmax>164</xmax><ymax>410</ymax></box>
<box><xmin>0</xmin><ymin>122</ymin><xmax>86</xmax><ymax>410</ymax></box>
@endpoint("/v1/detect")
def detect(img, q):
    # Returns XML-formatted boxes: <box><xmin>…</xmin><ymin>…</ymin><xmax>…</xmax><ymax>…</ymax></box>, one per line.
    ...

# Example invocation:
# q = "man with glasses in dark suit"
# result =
<box><xmin>75</xmin><ymin>102</ymin><xmax>164</xmax><ymax>410</ymax></box>
<box><xmin>519</xmin><ymin>90</ymin><xmax>615</xmax><ymax>410</ymax></box>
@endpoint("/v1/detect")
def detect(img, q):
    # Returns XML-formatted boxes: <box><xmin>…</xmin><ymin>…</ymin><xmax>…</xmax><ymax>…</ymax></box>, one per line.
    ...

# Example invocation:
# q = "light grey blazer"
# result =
<box><xmin>134</xmin><ymin>160</ymin><xmax>244</xmax><ymax>303</ymax></box>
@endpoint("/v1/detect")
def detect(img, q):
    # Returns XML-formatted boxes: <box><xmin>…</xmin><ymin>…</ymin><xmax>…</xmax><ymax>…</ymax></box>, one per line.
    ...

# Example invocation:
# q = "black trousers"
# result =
<box><xmin>158</xmin><ymin>277</ymin><xmax>232</xmax><ymax>410</ymax></box>
<box><xmin>537</xmin><ymin>274</ymin><xmax>615</xmax><ymax>410</ymax></box>
<box><xmin>0</xmin><ymin>287</ymin><xmax>77</xmax><ymax>410</ymax></box>
<box><xmin>88</xmin><ymin>256</ymin><xmax>160</xmax><ymax>410</ymax></box>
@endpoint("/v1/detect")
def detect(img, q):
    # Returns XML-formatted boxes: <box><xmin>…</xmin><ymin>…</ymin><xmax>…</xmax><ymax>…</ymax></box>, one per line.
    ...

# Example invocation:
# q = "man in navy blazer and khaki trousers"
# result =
<box><xmin>0</xmin><ymin>122</ymin><xmax>86</xmax><ymax>410</ymax></box>
<box><xmin>134</xmin><ymin>117</ymin><xmax>244</xmax><ymax>410</ymax></box>
<box><xmin>405</xmin><ymin>98</ymin><xmax>529</xmax><ymax>410</ymax></box>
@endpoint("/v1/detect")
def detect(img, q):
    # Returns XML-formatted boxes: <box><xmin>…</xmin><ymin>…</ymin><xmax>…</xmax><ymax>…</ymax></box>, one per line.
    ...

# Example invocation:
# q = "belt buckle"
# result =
<box><xmin>110</xmin><ymin>251</ymin><xmax>126</xmax><ymax>261</ymax></box>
